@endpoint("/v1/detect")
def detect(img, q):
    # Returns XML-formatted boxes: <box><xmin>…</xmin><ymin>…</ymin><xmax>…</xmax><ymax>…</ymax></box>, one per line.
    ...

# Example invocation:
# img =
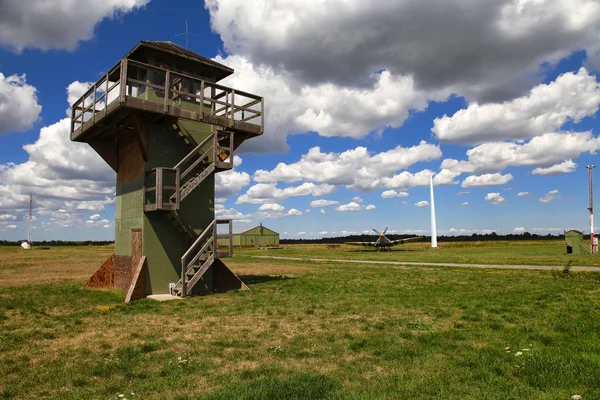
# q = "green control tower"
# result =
<box><xmin>70</xmin><ymin>41</ymin><xmax>264</xmax><ymax>300</ymax></box>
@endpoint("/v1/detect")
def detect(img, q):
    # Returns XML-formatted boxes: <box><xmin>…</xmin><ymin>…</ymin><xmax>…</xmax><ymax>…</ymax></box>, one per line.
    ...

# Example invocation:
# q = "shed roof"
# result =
<box><xmin>239</xmin><ymin>225</ymin><xmax>279</xmax><ymax>236</ymax></box>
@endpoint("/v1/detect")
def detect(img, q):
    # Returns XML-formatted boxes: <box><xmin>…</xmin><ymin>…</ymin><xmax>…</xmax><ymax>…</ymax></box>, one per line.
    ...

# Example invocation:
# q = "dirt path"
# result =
<box><xmin>251</xmin><ymin>255</ymin><xmax>600</xmax><ymax>271</ymax></box>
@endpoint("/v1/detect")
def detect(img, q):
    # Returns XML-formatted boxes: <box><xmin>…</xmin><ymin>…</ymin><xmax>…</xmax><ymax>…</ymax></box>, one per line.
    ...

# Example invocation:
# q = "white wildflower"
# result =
<box><xmin>505</xmin><ymin>347</ymin><xmax>510</xmax><ymax>350</ymax></box>
<box><xmin>571</xmin><ymin>395</ymin><xmax>582</xmax><ymax>400</ymax></box>
<box><xmin>514</xmin><ymin>351</ymin><xmax>523</xmax><ymax>357</ymax></box>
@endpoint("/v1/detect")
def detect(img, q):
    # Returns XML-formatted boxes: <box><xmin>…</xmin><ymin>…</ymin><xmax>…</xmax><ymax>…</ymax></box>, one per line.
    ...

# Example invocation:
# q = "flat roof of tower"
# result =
<box><xmin>124</xmin><ymin>40</ymin><xmax>234</xmax><ymax>81</ymax></box>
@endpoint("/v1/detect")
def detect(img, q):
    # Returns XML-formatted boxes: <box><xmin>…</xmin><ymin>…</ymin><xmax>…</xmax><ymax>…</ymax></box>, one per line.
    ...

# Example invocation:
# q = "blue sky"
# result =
<box><xmin>0</xmin><ymin>0</ymin><xmax>599</xmax><ymax>241</ymax></box>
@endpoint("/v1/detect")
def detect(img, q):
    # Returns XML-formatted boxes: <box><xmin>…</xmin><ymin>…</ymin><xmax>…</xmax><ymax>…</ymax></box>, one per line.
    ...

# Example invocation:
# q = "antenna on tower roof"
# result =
<box><xmin>174</xmin><ymin>20</ymin><xmax>200</xmax><ymax>49</ymax></box>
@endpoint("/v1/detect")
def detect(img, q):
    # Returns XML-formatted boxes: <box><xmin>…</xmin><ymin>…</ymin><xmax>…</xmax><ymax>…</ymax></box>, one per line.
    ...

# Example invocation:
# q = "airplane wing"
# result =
<box><xmin>344</xmin><ymin>241</ymin><xmax>376</xmax><ymax>247</ymax></box>
<box><xmin>389</xmin><ymin>237</ymin><xmax>423</xmax><ymax>245</ymax></box>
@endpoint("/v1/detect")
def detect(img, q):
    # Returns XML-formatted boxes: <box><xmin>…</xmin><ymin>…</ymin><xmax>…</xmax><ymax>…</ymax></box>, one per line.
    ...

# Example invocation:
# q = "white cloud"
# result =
<box><xmin>516</xmin><ymin>192</ymin><xmax>530</xmax><ymax>197</ymax></box>
<box><xmin>532</xmin><ymin>160</ymin><xmax>577</xmax><ymax>175</ymax></box>
<box><xmin>415</xmin><ymin>201</ymin><xmax>429</xmax><ymax>207</ymax></box>
<box><xmin>335</xmin><ymin>202</ymin><xmax>362</xmax><ymax>212</ymax></box>
<box><xmin>442</xmin><ymin>131</ymin><xmax>600</xmax><ymax>174</ymax></box>
<box><xmin>287</xmin><ymin>208</ymin><xmax>303</xmax><ymax>216</ymax></box>
<box><xmin>89</xmin><ymin>214</ymin><xmax>101</xmax><ymax>220</ymax></box>
<box><xmin>310</xmin><ymin>199</ymin><xmax>339</xmax><ymax>207</ymax></box>
<box><xmin>215</xmin><ymin>169</ymin><xmax>251</xmax><ymax>199</ymax></box>
<box><xmin>485</xmin><ymin>193</ymin><xmax>506</xmax><ymax>205</ymax></box>
<box><xmin>320</xmin><ymin>209</ymin><xmax>326</xmax><ymax>215</ymax></box>
<box><xmin>352</xmin><ymin>196</ymin><xmax>363</xmax><ymax>203</ymax></box>
<box><xmin>236</xmin><ymin>182</ymin><xmax>336</xmax><ymax>204</ymax></box>
<box><xmin>457</xmin><ymin>191</ymin><xmax>470</xmax><ymax>195</ymax></box>
<box><xmin>253</xmin><ymin>142</ymin><xmax>441</xmax><ymax>190</ymax></box>
<box><xmin>433</xmin><ymin>68</ymin><xmax>600</xmax><ymax>143</ymax></box>
<box><xmin>0</xmin><ymin>117</ymin><xmax>115</xmax><ymax>218</ymax></box>
<box><xmin>461</xmin><ymin>173</ymin><xmax>513</xmax><ymax>188</ymax></box>
<box><xmin>0</xmin><ymin>73</ymin><xmax>42</xmax><ymax>134</ymax></box>
<box><xmin>462</xmin><ymin>202</ymin><xmax>469</xmax><ymax>206</ymax></box>
<box><xmin>6</xmin><ymin>225</ymin><xmax>17</xmax><ymax>229</ymax></box>
<box><xmin>258</xmin><ymin>203</ymin><xmax>285</xmax><ymax>212</ymax></box>
<box><xmin>514</xmin><ymin>227</ymin><xmax>526</xmax><ymax>233</ymax></box>
<box><xmin>0</xmin><ymin>0</ymin><xmax>149</xmax><ymax>51</ymax></box>
<box><xmin>215</xmin><ymin>207</ymin><xmax>253</xmax><ymax>223</ymax></box>
<box><xmin>381</xmin><ymin>190</ymin><xmax>409</xmax><ymax>198</ymax></box>
<box><xmin>539</xmin><ymin>189</ymin><xmax>561</xmax><ymax>203</ymax></box>
<box><xmin>0</xmin><ymin>214</ymin><xmax>16</xmax><ymax>221</ymax></box>
<box><xmin>217</xmin><ymin>55</ymin><xmax>432</xmax><ymax>152</ymax></box>
<box><xmin>208</xmin><ymin>0</ymin><xmax>600</xmax><ymax>103</ymax></box>
<box><xmin>365</xmin><ymin>204</ymin><xmax>376</xmax><ymax>211</ymax></box>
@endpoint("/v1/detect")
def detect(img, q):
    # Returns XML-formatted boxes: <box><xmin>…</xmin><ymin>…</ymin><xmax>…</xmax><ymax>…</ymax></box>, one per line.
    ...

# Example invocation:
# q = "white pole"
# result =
<box><xmin>28</xmin><ymin>193</ymin><xmax>32</xmax><ymax>244</ymax></box>
<box><xmin>430</xmin><ymin>175</ymin><xmax>438</xmax><ymax>248</ymax></box>
<box><xmin>588</xmin><ymin>165</ymin><xmax>595</xmax><ymax>253</ymax></box>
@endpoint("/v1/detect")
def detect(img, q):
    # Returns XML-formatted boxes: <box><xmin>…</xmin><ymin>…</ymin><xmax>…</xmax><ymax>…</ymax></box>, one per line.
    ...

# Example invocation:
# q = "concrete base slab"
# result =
<box><xmin>147</xmin><ymin>294</ymin><xmax>184</xmax><ymax>301</ymax></box>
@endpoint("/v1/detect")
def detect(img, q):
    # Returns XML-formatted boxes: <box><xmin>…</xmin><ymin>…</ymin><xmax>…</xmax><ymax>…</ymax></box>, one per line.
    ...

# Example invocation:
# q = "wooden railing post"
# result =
<box><xmin>261</xmin><ymin>98</ymin><xmax>265</xmax><ymax>133</ymax></box>
<box><xmin>175</xmin><ymin>168</ymin><xmax>181</xmax><ymax>210</ymax></box>
<box><xmin>181</xmin><ymin>257</ymin><xmax>187</xmax><ymax>297</ymax></box>
<box><xmin>156</xmin><ymin>168</ymin><xmax>163</xmax><ymax>210</ymax></box>
<box><xmin>92</xmin><ymin>84</ymin><xmax>97</xmax><ymax>124</ymax></box>
<box><xmin>212</xmin><ymin>223</ymin><xmax>217</xmax><ymax>254</ymax></box>
<box><xmin>119</xmin><ymin>59</ymin><xmax>128</xmax><ymax>103</ymax></box>
<box><xmin>229</xmin><ymin>219</ymin><xmax>233</xmax><ymax>257</ymax></box>
<box><xmin>164</xmin><ymin>71</ymin><xmax>170</xmax><ymax>113</ymax></box>
<box><xmin>104</xmin><ymin>73</ymin><xmax>109</xmax><ymax>116</ymax></box>
<box><xmin>231</xmin><ymin>89</ymin><xmax>235</xmax><ymax>126</ymax></box>
<box><xmin>200</xmin><ymin>81</ymin><xmax>205</xmax><ymax>115</ymax></box>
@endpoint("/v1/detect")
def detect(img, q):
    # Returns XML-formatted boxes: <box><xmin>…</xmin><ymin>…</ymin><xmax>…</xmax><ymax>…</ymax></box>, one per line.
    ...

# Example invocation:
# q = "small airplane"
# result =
<box><xmin>344</xmin><ymin>226</ymin><xmax>423</xmax><ymax>251</ymax></box>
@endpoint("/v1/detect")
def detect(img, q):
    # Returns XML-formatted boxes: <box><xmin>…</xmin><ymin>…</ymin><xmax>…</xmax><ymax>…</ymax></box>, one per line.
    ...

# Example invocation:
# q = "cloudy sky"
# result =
<box><xmin>1</xmin><ymin>0</ymin><xmax>599</xmax><ymax>240</ymax></box>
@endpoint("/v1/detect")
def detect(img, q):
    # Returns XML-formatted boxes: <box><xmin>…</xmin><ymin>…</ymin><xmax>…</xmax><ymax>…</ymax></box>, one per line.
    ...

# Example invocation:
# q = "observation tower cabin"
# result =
<box><xmin>70</xmin><ymin>41</ymin><xmax>264</xmax><ymax>299</ymax></box>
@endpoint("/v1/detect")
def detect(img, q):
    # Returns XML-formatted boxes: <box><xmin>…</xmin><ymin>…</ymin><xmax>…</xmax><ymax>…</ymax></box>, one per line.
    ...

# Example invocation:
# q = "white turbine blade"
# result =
<box><xmin>373</xmin><ymin>228</ymin><xmax>381</xmax><ymax>235</ymax></box>
<box><xmin>383</xmin><ymin>226</ymin><xmax>389</xmax><ymax>235</ymax></box>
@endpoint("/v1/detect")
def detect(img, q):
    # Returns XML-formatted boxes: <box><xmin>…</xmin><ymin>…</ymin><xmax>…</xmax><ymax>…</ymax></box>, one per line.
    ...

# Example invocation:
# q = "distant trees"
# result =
<box><xmin>0</xmin><ymin>240</ymin><xmax>113</xmax><ymax>246</ymax></box>
<box><xmin>281</xmin><ymin>232</ymin><xmax>565</xmax><ymax>244</ymax></box>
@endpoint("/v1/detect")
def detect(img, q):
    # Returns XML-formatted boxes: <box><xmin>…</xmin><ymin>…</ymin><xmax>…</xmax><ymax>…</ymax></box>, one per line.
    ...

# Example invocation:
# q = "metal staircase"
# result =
<box><xmin>172</xmin><ymin>219</ymin><xmax>233</xmax><ymax>296</ymax></box>
<box><xmin>144</xmin><ymin>122</ymin><xmax>235</xmax><ymax>296</ymax></box>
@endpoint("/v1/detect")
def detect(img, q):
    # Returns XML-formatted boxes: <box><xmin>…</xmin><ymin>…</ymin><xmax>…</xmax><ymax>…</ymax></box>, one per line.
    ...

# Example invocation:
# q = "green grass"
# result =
<box><xmin>238</xmin><ymin>240</ymin><xmax>600</xmax><ymax>267</ymax></box>
<box><xmin>1</xmin><ymin>245</ymin><xmax>600</xmax><ymax>399</ymax></box>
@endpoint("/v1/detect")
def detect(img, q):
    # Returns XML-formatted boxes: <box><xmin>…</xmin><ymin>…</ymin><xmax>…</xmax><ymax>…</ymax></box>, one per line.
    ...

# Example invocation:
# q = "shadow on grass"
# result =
<box><xmin>239</xmin><ymin>275</ymin><xmax>295</xmax><ymax>286</ymax></box>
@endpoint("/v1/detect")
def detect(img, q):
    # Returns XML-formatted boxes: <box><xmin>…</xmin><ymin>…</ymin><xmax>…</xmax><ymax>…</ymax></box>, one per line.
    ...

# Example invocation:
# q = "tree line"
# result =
<box><xmin>0</xmin><ymin>240</ymin><xmax>113</xmax><ymax>246</ymax></box>
<box><xmin>281</xmin><ymin>232</ymin><xmax>568</xmax><ymax>244</ymax></box>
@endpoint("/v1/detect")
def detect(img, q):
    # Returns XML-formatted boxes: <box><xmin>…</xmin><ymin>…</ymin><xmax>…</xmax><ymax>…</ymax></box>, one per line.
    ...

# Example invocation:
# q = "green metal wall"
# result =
<box><xmin>142</xmin><ymin>119</ymin><xmax>215</xmax><ymax>294</ymax></box>
<box><xmin>217</xmin><ymin>225</ymin><xmax>279</xmax><ymax>248</ymax></box>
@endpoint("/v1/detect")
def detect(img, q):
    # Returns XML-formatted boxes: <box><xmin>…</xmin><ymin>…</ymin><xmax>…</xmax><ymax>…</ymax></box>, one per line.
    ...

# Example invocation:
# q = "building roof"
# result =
<box><xmin>238</xmin><ymin>224</ymin><xmax>279</xmax><ymax>236</ymax></box>
<box><xmin>565</xmin><ymin>229</ymin><xmax>583</xmax><ymax>234</ymax></box>
<box><xmin>123</xmin><ymin>41</ymin><xmax>234</xmax><ymax>81</ymax></box>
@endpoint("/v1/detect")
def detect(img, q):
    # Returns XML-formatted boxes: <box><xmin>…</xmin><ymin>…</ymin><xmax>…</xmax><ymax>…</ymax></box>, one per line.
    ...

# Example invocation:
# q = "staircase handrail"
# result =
<box><xmin>173</xmin><ymin>132</ymin><xmax>215</xmax><ymax>171</ymax></box>
<box><xmin>181</xmin><ymin>219</ymin><xmax>216</xmax><ymax>295</ymax></box>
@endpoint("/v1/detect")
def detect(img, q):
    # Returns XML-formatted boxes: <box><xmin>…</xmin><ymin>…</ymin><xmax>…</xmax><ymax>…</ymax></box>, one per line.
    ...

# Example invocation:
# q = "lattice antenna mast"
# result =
<box><xmin>28</xmin><ymin>193</ymin><xmax>33</xmax><ymax>244</ymax></box>
<box><xmin>174</xmin><ymin>20</ymin><xmax>200</xmax><ymax>49</ymax></box>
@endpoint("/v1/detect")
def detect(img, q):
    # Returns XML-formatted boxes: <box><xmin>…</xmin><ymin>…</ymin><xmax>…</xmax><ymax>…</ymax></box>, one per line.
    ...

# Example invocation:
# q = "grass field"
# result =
<box><xmin>1</xmin><ymin>242</ymin><xmax>600</xmax><ymax>399</ymax></box>
<box><xmin>238</xmin><ymin>240</ymin><xmax>600</xmax><ymax>267</ymax></box>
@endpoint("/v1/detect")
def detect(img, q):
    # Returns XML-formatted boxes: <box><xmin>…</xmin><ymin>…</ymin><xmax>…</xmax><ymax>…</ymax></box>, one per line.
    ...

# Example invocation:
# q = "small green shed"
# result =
<box><xmin>565</xmin><ymin>230</ymin><xmax>585</xmax><ymax>255</ymax></box>
<box><xmin>218</xmin><ymin>223</ymin><xmax>279</xmax><ymax>248</ymax></box>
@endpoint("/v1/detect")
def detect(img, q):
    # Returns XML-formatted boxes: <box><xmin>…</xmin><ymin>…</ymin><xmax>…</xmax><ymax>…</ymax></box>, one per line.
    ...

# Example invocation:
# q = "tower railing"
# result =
<box><xmin>71</xmin><ymin>58</ymin><xmax>264</xmax><ymax>140</ymax></box>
